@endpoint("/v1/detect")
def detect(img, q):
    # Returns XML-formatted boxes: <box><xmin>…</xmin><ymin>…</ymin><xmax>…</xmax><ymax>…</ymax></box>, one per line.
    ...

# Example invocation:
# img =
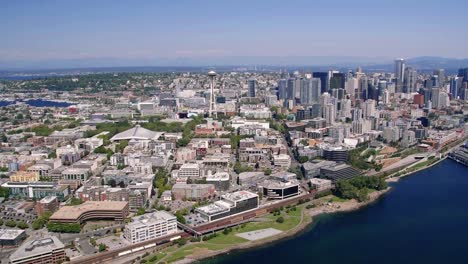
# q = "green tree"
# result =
<box><xmin>68</xmin><ymin>197</ymin><xmax>83</xmax><ymax>206</ymax></box>
<box><xmin>48</xmin><ymin>151</ymin><xmax>57</xmax><ymax>159</ymax></box>
<box><xmin>32</xmin><ymin>218</ymin><xmax>45</xmax><ymax>230</ymax></box>
<box><xmin>276</xmin><ymin>216</ymin><xmax>285</xmax><ymax>223</ymax></box>
<box><xmin>175</xmin><ymin>210</ymin><xmax>187</xmax><ymax>224</ymax></box>
<box><xmin>98</xmin><ymin>243</ymin><xmax>107</xmax><ymax>252</ymax></box>
<box><xmin>5</xmin><ymin>220</ymin><xmax>16</xmax><ymax>227</ymax></box>
<box><xmin>0</xmin><ymin>186</ymin><xmax>9</xmax><ymax>198</ymax></box>
<box><xmin>115</xmin><ymin>140</ymin><xmax>129</xmax><ymax>153</ymax></box>
<box><xmin>136</xmin><ymin>207</ymin><xmax>146</xmax><ymax>216</ymax></box>
<box><xmin>335</xmin><ymin>180</ymin><xmax>359</xmax><ymax>200</ymax></box>
<box><xmin>288</xmin><ymin>166</ymin><xmax>304</xmax><ymax>179</ymax></box>
<box><xmin>90</xmin><ymin>238</ymin><xmax>97</xmax><ymax>247</ymax></box>
<box><xmin>357</xmin><ymin>189</ymin><xmax>369</xmax><ymax>202</ymax></box>
<box><xmin>176</xmin><ymin>238</ymin><xmax>187</xmax><ymax>246</ymax></box>
<box><xmin>17</xmin><ymin>221</ymin><xmax>29</xmax><ymax>229</ymax></box>
<box><xmin>298</xmin><ymin>156</ymin><xmax>309</xmax><ymax>163</ymax></box>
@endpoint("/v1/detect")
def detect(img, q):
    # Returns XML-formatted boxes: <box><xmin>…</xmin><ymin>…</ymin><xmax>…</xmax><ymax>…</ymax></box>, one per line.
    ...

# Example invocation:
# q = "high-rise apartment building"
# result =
<box><xmin>248</xmin><ymin>78</ymin><xmax>256</xmax><ymax>97</ymax></box>
<box><xmin>300</xmin><ymin>78</ymin><xmax>321</xmax><ymax>105</ymax></box>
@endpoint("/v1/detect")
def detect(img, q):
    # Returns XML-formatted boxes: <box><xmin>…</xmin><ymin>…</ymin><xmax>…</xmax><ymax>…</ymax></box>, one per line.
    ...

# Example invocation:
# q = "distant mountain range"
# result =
<box><xmin>0</xmin><ymin>56</ymin><xmax>467</xmax><ymax>75</ymax></box>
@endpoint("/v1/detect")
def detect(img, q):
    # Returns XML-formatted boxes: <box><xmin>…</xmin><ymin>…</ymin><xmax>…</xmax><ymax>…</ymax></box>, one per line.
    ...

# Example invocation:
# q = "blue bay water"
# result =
<box><xmin>0</xmin><ymin>99</ymin><xmax>72</xmax><ymax>108</ymax></box>
<box><xmin>200</xmin><ymin>159</ymin><xmax>468</xmax><ymax>264</ymax></box>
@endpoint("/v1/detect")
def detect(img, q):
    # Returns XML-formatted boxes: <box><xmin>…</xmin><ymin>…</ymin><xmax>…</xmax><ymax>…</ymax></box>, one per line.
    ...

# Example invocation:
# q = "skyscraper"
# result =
<box><xmin>431</xmin><ymin>87</ymin><xmax>440</xmax><ymax>108</ymax></box>
<box><xmin>312</xmin><ymin>72</ymin><xmax>328</xmax><ymax>94</ymax></box>
<box><xmin>362</xmin><ymin>99</ymin><xmax>376</xmax><ymax>119</ymax></box>
<box><xmin>403</xmin><ymin>67</ymin><xmax>416</xmax><ymax>93</ymax></box>
<box><xmin>248</xmin><ymin>78</ymin><xmax>256</xmax><ymax>97</ymax></box>
<box><xmin>340</xmin><ymin>98</ymin><xmax>352</xmax><ymax>119</ymax></box>
<box><xmin>287</xmin><ymin>78</ymin><xmax>296</xmax><ymax>100</ymax></box>
<box><xmin>300</xmin><ymin>78</ymin><xmax>321</xmax><ymax>105</ymax></box>
<box><xmin>450</xmin><ymin>77</ymin><xmax>458</xmax><ymax>98</ymax></box>
<box><xmin>438</xmin><ymin>92</ymin><xmax>449</xmax><ymax>108</ymax></box>
<box><xmin>395</xmin><ymin>58</ymin><xmax>405</xmax><ymax>93</ymax></box>
<box><xmin>323</xmin><ymin>103</ymin><xmax>335</xmax><ymax>126</ymax></box>
<box><xmin>329</xmin><ymin>72</ymin><xmax>345</xmax><ymax>90</ymax></box>
<box><xmin>360</xmin><ymin>76</ymin><xmax>368</xmax><ymax>100</ymax></box>
<box><xmin>433</xmin><ymin>69</ymin><xmax>445</xmax><ymax>85</ymax></box>
<box><xmin>458</xmin><ymin>68</ymin><xmax>468</xmax><ymax>81</ymax></box>
<box><xmin>278</xmin><ymin>79</ymin><xmax>287</xmax><ymax>100</ymax></box>
<box><xmin>431</xmin><ymin>75</ymin><xmax>440</xmax><ymax>88</ymax></box>
<box><xmin>345</xmin><ymin>77</ymin><xmax>357</xmax><ymax>97</ymax></box>
<box><xmin>395</xmin><ymin>58</ymin><xmax>405</xmax><ymax>81</ymax></box>
<box><xmin>382</xmin><ymin>89</ymin><xmax>390</xmax><ymax>105</ymax></box>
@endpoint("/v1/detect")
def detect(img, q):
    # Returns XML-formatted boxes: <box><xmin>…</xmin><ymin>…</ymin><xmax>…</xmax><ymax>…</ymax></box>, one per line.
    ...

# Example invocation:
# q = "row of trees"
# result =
<box><xmin>32</xmin><ymin>211</ymin><xmax>52</xmax><ymax>230</ymax></box>
<box><xmin>153</xmin><ymin>169</ymin><xmax>171</xmax><ymax>198</ymax></box>
<box><xmin>47</xmin><ymin>222</ymin><xmax>81</xmax><ymax>233</ymax></box>
<box><xmin>0</xmin><ymin>219</ymin><xmax>28</xmax><ymax>229</ymax></box>
<box><xmin>233</xmin><ymin>161</ymin><xmax>253</xmax><ymax>174</ymax></box>
<box><xmin>176</xmin><ymin>116</ymin><xmax>204</xmax><ymax>147</ymax></box>
<box><xmin>175</xmin><ymin>208</ymin><xmax>189</xmax><ymax>224</ymax></box>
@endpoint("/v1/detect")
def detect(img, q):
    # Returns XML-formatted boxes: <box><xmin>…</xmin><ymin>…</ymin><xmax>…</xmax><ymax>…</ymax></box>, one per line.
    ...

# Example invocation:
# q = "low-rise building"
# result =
<box><xmin>1</xmin><ymin>182</ymin><xmax>70</xmax><ymax>201</ymax></box>
<box><xmin>177</xmin><ymin>163</ymin><xmax>201</xmax><ymax>178</ymax></box>
<box><xmin>49</xmin><ymin>201</ymin><xmax>129</xmax><ymax>224</ymax></box>
<box><xmin>161</xmin><ymin>190</ymin><xmax>172</xmax><ymax>201</ymax></box>
<box><xmin>206</xmin><ymin>172</ymin><xmax>230</xmax><ymax>191</ymax></box>
<box><xmin>172</xmin><ymin>183</ymin><xmax>215</xmax><ymax>200</ymax></box>
<box><xmin>9</xmin><ymin>236</ymin><xmax>65</xmax><ymax>264</ymax></box>
<box><xmin>123</xmin><ymin>211</ymin><xmax>178</xmax><ymax>244</ymax></box>
<box><xmin>238</xmin><ymin>172</ymin><xmax>267</xmax><ymax>187</ymax></box>
<box><xmin>9</xmin><ymin>171</ymin><xmax>39</xmax><ymax>182</ymax></box>
<box><xmin>320</xmin><ymin>163</ymin><xmax>362</xmax><ymax>181</ymax></box>
<box><xmin>260</xmin><ymin>178</ymin><xmax>300</xmax><ymax>199</ymax></box>
<box><xmin>0</xmin><ymin>229</ymin><xmax>26</xmax><ymax>248</ymax></box>
<box><xmin>35</xmin><ymin>196</ymin><xmax>59</xmax><ymax>216</ymax></box>
<box><xmin>273</xmin><ymin>154</ymin><xmax>291</xmax><ymax>169</ymax></box>
<box><xmin>301</xmin><ymin>160</ymin><xmax>337</xmax><ymax>179</ymax></box>
<box><xmin>195</xmin><ymin>191</ymin><xmax>259</xmax><ymax>222</ymax></box>
<box><xmin>61</xmin><ymin>168</ymin><xmax>90</xmax><ymax>181</ymax></box>
<box><xmin>309</xmin><ymin>178</ymin><xmax>333</xmax><ymax>192</ymax></box>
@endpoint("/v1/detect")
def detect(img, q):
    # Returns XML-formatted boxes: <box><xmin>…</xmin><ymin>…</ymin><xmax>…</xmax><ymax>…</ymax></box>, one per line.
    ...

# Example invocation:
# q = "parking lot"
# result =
<box><xmin>184</xmin><ymin>213</ymin><xmax>208</xmax><ymax>226</ymax></box>
<box><xmin>96</xmin><ymin>235</ymin><xmax>130</xmax><ymax>250</ymax></box>
<box><xmin>0</xmin><ymin>200</ymin><xmax>37</xmax><ymax>225</ymax></box>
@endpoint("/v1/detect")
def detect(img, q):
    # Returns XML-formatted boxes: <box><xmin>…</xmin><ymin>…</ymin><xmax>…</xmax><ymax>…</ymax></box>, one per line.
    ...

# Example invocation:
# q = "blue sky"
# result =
<box><xmin>1</xmin><ymin>0</ymin><xmax>468</xmax><ymax>67</ymax></box>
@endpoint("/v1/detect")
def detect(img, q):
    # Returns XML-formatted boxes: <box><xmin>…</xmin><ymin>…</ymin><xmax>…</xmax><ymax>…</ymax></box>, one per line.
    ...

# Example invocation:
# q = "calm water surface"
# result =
<box><xmin>201</xmin><ymin>159</ymin><xmax>468</xmax><ymax>264</ymax></box>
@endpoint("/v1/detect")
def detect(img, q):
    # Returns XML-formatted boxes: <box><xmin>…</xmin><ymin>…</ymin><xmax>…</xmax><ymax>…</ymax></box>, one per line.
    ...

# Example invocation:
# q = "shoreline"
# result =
<box><xmin>385</xmin><ymin>156</ymin><xmax>445</xmax><ymax>183</ymax></box>
<box><xmin>175</xmin><ymin>188</ymin><xmax>391</xmax><ymax>264</ymax></box>
<box><xmin>154</xmin><ymin>143</ymin><xmax>466</xmax><ymax>264</ymax></box>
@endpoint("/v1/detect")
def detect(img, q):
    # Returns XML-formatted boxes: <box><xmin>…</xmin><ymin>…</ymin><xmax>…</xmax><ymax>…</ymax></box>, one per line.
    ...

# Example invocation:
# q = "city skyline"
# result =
<box><xmin>2</xmin><ymin>0</ymin><xmax>468</xmax><ymax>69</ymax></box>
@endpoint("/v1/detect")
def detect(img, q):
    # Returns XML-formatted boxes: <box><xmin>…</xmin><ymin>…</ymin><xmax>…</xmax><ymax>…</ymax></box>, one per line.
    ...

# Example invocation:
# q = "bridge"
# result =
<box><xmin>177</xmin><ymin>222</ymin><xmax>202</xmax><ymax>237</ymax></box>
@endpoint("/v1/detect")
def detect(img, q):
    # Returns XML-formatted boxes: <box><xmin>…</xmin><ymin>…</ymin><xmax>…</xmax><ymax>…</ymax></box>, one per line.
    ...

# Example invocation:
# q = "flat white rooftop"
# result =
<box><xmin>222</xmin><ymin>190</ymin><xmax>258</xmax><ymax>202</ymax></box>
<box><xmin>0</xmin><ymin>229</ymin><xmax>25</xmax><ymax>240</ymax></box>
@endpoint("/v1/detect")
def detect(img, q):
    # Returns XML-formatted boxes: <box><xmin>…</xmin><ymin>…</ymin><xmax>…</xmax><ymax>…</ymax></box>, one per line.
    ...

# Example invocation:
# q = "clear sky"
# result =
<box><xmin>1</xmin><ymin>0</ymin><xmax>468</xmax><ymax>67</ymax></box>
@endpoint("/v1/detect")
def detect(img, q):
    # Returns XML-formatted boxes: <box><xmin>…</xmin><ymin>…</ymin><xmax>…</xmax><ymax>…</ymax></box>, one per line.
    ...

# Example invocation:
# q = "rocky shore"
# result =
<box><xmin>176</xmin><ymin>188</ymin><xmax>391</xmax><ymax>264</ymax></box>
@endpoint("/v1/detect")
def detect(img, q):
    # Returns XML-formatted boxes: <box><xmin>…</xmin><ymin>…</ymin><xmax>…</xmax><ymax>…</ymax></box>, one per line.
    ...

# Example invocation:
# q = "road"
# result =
<box><xmin>55</xmin><ymin>224</ymin><xmax>124</xmax><ymax>244</ymax></box>
<box><xmin>69</xmin><ymin>192</ymin><xmax>314</xmax><ymax>264</ymax></box>
<box><xmin>368</xmin><ymin>152</ymin><xmax>433</xmax><ymax>176</ymax></box>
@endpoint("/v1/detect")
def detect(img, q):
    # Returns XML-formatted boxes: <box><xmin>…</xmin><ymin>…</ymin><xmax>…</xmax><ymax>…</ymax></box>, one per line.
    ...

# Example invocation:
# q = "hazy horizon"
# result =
<box><xmin>2</xmin><ymin>0</ymin><xmax>468</xmax><ymax>69</ymax></box>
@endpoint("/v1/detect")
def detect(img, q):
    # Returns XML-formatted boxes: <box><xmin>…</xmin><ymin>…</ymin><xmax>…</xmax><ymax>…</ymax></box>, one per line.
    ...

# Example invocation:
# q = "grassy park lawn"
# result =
<box><xmin>156</xmin><ymin>205</ymin><xmax>306</xmax><ymax>263</ymax></box>
<box><xmin>328</xmin><ymin>195</ymin><xmax>349</xmax><ymax>203</ymax></box>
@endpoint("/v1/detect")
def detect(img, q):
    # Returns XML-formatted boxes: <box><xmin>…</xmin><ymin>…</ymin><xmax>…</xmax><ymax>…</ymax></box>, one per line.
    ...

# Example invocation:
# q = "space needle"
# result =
<box><xmin>208</xmin><ymin>70</ymin><xmax>217</xmax><ymax>118</ymax></box>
